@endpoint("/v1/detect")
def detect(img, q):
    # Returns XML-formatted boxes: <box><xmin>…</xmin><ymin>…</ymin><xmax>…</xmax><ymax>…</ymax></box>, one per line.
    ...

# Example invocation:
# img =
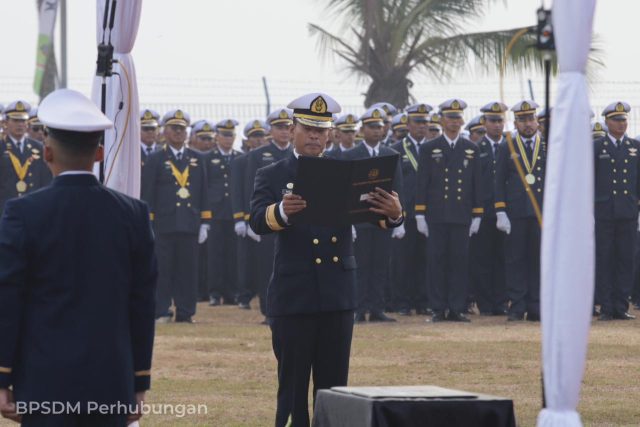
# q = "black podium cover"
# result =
<box><xmin>292</xmin><ymin>155</ymin><xmax>399</xmax><ymax>226</ymax></box>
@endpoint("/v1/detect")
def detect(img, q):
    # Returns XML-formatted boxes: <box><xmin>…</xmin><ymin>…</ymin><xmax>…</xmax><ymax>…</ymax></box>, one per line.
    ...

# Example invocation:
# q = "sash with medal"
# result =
<box><xmin>402</xmin><ymin>139</ymin><xmax>418</xmax><ymax>171</ymax></box>
<box><xmin>515</xmin><ymin>133</ymin><xmax>541</xmax><ymax>185</ymax></box>
<box><xmin>168</xmin><ymin>161</ymin><xmax>190</xmax><ymax>199</ymax></box>
<box><xmin>8</xmin><ymin>151</ymin><xmax>32</xmax><ymax>193</ymax></box>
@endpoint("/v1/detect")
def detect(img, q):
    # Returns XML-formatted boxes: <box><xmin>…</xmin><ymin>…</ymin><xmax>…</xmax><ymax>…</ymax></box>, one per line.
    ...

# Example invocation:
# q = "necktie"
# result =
<box><xmin>373</xmin><ymin>149</ymin><xmax>378</xmax><ymax>157</ymax></box>
<box><xmin>16</xmin><ymin>141</ymin><xmax>23</xmax><ymax>154</ymax></box>
<box><xmin>450</xmin><ymin>142</ymin><xmax>455</xmax><ymax>150</ymax></box>
<box><xmin>525</xmin><ymin>140</ymin><xmax>533</xmax><ymax>158</ymax></box>
<box><xmin>146</xmin><ymin>147</ymin><xmax>152</xmax><ymax>156</ymax></box>
<box><xmin>176</xmin><ymin>152</ymin><xmax>182</xmax><ymax>161</ymax></box>
<box><xmin>616</xmin><ymin>139</ymin><xmax>622</xmax><ymax>149</ymax></box>
<box><xmin>494</xmin><ymin>143</ymin><xmax>499</xmax><ymax>156</ymax></box>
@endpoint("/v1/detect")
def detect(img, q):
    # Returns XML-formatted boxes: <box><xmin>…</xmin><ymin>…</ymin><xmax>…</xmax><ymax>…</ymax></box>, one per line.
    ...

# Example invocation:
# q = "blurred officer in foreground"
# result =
<box><xmin>0</xmin><ymin>100</ymin><xmax>52</xmax><ymax>216</ymax></box>
<box><xmin>342</xmin><ymin>107</ymin><xmax>403</xmax><ymax>322</ymax></box>
<box><xmin>0</xmin><ymin>89</ymin><xmax>157</xmax><ymax>426</ymax></box>
<box><xmin>250</xmin><ymin>92</ymin><xmax>403</xmax><ymax>427</ymax></box>
<box><xmin>415</xmin><ymin>99</ymin><xmax>483</xmax><ymax>323</ymax></box>
<box><xmin>26</xmin><ymin>108</ymin><xmax>45</xmax><ymax>143</ymax></box>
<box><xmin>494</xmin><ymin>100</ymin><xmax>546</xmax><ymax>322</ymax></box>
<box><xmin>234</xmin><ymin>120</ymin><xmax>269</xmax><ymax>310</ymax></box>
<box><xmin>594</xmin><ymin>102</ymin><xmax>639</xmax><ymax>321</ymax></box>
<box><xmin>141</xmin><ymin>109</ymin><xmax>211</xmax><ymax>324</ymax></box>
<box><xmin>390</xmin><ymin>103</ymin><xmax>432</xmax><ymax>316</ymax></box>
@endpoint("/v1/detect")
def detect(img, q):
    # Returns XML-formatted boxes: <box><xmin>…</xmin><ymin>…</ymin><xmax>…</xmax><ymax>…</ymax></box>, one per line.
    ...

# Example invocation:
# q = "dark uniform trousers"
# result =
<box><xmin>21</xmin><ymin>414</ymin><xmax>128</xmax><ymax>427</ymax></box>
<box><xmin>415</xmin><ymin>136</ymin><xmax>483</xmax><ymax>315</ymax></box>
<box><xmin>470</xmin><ymin>136</ymin><xmax>506</xmax><ymax>314</ymax></box>
<box><xmin>140</xmin><ymin>147</ymin><xmax>210</xmax><ymax>319</ymax></box>
<box><xmin>593</xmin><ymin>135</ymin><xmax>640</xmax><ymax>315</ymax></box>
<box><xmin>342</xmin><ymin>143</ymin><xmax>403</xmax><ymax>315</ymax></box>
<box><xmin>632</xmin><ymin>231</ymin><xmax>640</xmax><ymax>305</ymax></box>
<box><xmin>206</xmin><ymin>149</ymin><xmax>242</xmax><ymax>304</ymax></box>
<box><xmin>390</xmin><ymin>138</ymin><xmax>428</xmax><ymax>312</ymax></box>
<box><xmin>198</xmin><ymin>242</ymin><xmax>209</xmax><ymax>301</ymax></box>
<box><xmin>494</xmin><ymin>135</ymin><xmax>546</xmax><ymax>318</ymax></box>
<box><xmin>249</xmin><ymin>153</ymin><xmax>401</xmax><ymax>427</ymax></box>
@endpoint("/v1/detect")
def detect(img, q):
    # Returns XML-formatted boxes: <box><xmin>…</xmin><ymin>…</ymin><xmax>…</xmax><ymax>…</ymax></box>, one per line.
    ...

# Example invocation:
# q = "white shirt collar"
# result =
<box><xmin>218</xmin><ymin>147</ymin><xmax>232</xmax><ymax>156</ymax></box>
<box><xmin>272</xmin><ymin>141</ymin><xmax>291</xmax><ymax>151</ymax></box>
<box><xmin>608</xmin><ymin>133</ymin><xmax>626</xmax><ymax>144</ymax></box>
<box><xmin>408</xmin><ymin>134</ymin><xmax>424</xmax><ymax>147</ymax></box>
<box><xmin>169</xmin><ymin>145</ymin><xmax>184</xmax><ymax>157</ymax></box>
<box><xmin>141</xmin><ymin>142</ymin><xmax>156</xmax><ymax>152</ymax></box>
<box><xmin>10</xmin><ymin>136</ymin><xmax>26</xmax><ymax>146</ymax></box>
<box><xmin>443</xmin><ymin>133</ymin><xmax>460</xmax><ymax>147</ymax></box>
<box><xmin>486</xmin><ymin>135</ymin><xmax>503</xmax><ymax>146</ymax></box>
<box><xmin>339</xmin><ymin>144</ymin><xmax>351</xmax><ymax>152</ymax></box>
<box><xmin>364</xmin><ymin>142</ymin><xmax>381</xmax><ymax>156</ymax></box>
<box><xmin>58</xmin><ymin>171</ymin><xmax>95</xmax><ymax>177</ymax></box>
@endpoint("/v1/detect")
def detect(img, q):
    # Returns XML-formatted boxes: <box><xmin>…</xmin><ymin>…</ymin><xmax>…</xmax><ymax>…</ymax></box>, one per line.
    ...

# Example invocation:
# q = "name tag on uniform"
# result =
<box><xmin>431</xmin><ymin>153</ymin><xmax>443</xmax><ymax>158</ymax></box>
<box><xmin>598</xmin><ymin>153</ymin><xmax>611</xmax><ymax>159</ymax></box>
<box><xmin>480</xmin><ymin>152</ymin><xmax>488</xmax><ymax>158</ymax></box>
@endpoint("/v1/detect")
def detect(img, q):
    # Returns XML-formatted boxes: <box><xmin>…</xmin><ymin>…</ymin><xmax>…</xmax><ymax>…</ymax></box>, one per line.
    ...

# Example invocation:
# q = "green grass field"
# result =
<box><xmin>2</xmin><ymin>302</ymin><xmax>639</xmax><ymax>426</ymax></box>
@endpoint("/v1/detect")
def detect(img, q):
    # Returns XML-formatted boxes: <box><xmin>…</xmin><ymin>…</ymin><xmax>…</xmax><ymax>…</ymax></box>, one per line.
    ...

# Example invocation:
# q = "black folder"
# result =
<box><xmin>291</xmin><ymin>155</ymin><xmax>398</xmax><ymax>226</ymax></box>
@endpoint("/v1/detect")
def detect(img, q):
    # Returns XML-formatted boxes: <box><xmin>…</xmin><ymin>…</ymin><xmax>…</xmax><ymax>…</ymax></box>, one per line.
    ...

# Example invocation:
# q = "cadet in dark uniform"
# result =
<box><xmin>250</xmin><ymin>93</ymin><xmax>403</xmax><ymax>427</ymax></box>
<box><xmin>426</xmin><ymin>113</ymin><xmax>443</xmax><ymax>141</ymax></box>
<box><xmin>465</xmin><ymin>115</ymin><xmax>486</xmax><ymax>144</ymax></box>
<box><xmin>140</xmin><ymin>109</ymin><xmax>160</xmax><ymax>167</ymax></box>
<box><xmin>389</xmin><ymin>112</ymin><xmax>409</xmax><ymax>145</ymax></box>
<box><xmin>494</xmin><ymin>100</ymin><xmax>546</xmax><ymax>322</ymax></box>
<box><xmin>390</xmin><ymin>103</ymin><xmax>432</xmax><ymax>316</ymax></box>
<box><xmin>470</xmin><ymin>101</ymin><xmax>509</xmax><ymax>316</ymax></box>
<box><xmin>234</xmin><ymin>120</ymin><xmax>270</xmax><ymax>310</ymax></box>
<box><xmin>206</xmin><ymin>118</ymin><xmax>243</xmax><ymax>306</ymax></box>
<box><xmin>26</xmin><ymin>108</ymin><xmax>45</xmax><ymax>143</ymax></box>
<box><xmin>342</xmin><ymin>107</ymin><xmax>403</xmax><ymax>322</ymax></box>
<box><xmin>0</xmin><ymin>89</ymin><xmax>156</xmax><ymax>426</ymax></box>
<box><xmin>537</xmin><ymin>108</ymin><xmax>551</xmax><ymax>138</ymax></box>
<box><xmin>370</xmin><ymin>102</ymin><xmax>397</xmax><ymax>146</ymax></box>
<box><xmin>324</xmin><ymin>113</ymin><xmax>358</xmax><ymax>158</ymax></box>
<box><xmin>244</xmin><ymin>109</ymin><xmax>294</xmax><ymax>317</ymax></box>
<box><xmin>415</xmin><ymin>99</ymin><xmax>483</xmax><ymax>323</ymax></box>
<box><xmin>0</xmin><ymin>100</ymin><xmax>52</xmax><ymax>216</ymax></box>
<box><xmin>141</xmin><ymin>109</ymin><xmax>211</xmax><ymax>323</ymax></box>
<box><xmin>594</xmin><ymin>102</ymin><xmax>639</xmax><ymax>321</ymax></box>
<box><xmin>592</xmin><ymin>121</ymin><xmax>607</xmax><ymax>140</ymax></box>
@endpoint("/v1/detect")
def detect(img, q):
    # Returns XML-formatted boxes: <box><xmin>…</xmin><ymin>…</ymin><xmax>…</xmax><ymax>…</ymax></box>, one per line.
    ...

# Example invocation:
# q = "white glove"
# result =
<box><xmin>234</xmin><ymin>221</ymin><xmax>247</xmax><ymax>237</ymax></box>
<box><xmin>198</xmin><ymin>224</ymin><xmax>210</xmax><ymax>244</ymax></box>
<box><xmin>247</xmin><ymin>225</ymin><xmax>261</xmax><ymax>242</ymax></box>
<box><xmin>416</xmin><ymin>215</ymin><xmax>429</xmax><ymax>238</ymax></box>
<box><xmin>637</xmin><ymin>213</ymin><xmax>640</xmax><ymax>232</ymax></box>
<box><xmin>351</xmin><ymin>225</ymin><xmax>357</xmax><ymax>242</ymax></box>
<box><xmin>469</xmin><ymin>217</ymin><xmax>481</xmax><ymax>237</ymax></box>
<box><xmin>496</xmin><ymin>212</ymin><xmax>511</xmax><ymax>235</ymax></box>
<box><xmin>391</xmin><ymin>223</ymin><xmax>406</xmax><ymax>239</ymax></box>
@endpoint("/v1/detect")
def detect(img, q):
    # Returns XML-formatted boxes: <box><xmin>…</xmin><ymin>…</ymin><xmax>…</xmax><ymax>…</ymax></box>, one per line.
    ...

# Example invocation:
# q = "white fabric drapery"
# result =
<box><xmin>538</xmin><ymin>1</ymin><xmax>596</xmax><ymax>426</ymax></box>
<box><xmin>91</xmin><ymin>0</ymin><xmax>143</xmax><ymax>198</ymax></box>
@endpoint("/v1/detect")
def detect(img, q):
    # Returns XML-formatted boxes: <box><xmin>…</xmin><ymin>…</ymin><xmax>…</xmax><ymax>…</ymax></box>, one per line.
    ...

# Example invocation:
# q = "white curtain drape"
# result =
<box><xmin>91</xmin><ymin>0</ymin><xmax>142</xmax><ymax>198</ymax></box>
<box><xmin>537</xmin><ymin>1</ymin><xmax>596</xmax><ymax>426</ymax></box>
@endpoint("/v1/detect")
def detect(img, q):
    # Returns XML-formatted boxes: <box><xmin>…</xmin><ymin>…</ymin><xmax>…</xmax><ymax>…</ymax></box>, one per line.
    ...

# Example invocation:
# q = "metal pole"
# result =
<box><xmin>59</xmin><ymin>0</ymin><xmax>68</xmax><ymax>88</ymax></box>
<box><xmin>262</xmin><ymin>76</ymin><xmax>271</xmax><ymax>117</ymax></box>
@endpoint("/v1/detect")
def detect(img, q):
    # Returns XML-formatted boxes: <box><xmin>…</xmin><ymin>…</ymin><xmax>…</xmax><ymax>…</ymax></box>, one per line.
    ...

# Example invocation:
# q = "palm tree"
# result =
<box><xmin>309</xmin><ymin>0</ymin><xmax>588</xmax><ymax>108</ymax></box>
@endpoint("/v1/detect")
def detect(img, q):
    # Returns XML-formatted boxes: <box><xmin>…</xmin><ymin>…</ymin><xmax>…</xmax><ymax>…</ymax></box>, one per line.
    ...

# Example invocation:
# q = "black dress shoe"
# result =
<box><xmin>175</xmin><ymin>316</ymin><xmax>194</xmax><ymax>323</ymax></box>
<box><xmin>238</xmin><ymin>302</ymin><xmax>251</xmax><ymax>310</ymax></box>
<box><xmin>447</xmin><ymin>312</ymin><xmax>471</xmax><ymax>322</ymax></box>
<box><xmin>507</xmin><ymin>313</ymin><xmax>525</xmax><ymax>321</ymax></box>
<box><xmin>598</xmin><ymin>313</ymin><xmax>614</xmax><ymax>321</ymax></box>
<box><xmin>429</xmin><ymin>312</ymin><xmax>446</xmax><ymax>323</ymax></box>
<box><xmin>613</xmin><ymin>312</ymin><xmax>636</xmax><ymax>320</ymax></box>
<box><xmin>416</xmin><ymin>307</ymin><xmax>433</xmax><ymax>316</ymax></box>
<box><xmin>492</xmin><ymin>308</ymin><xmax>508</xmax><ymax>316</ymax></box>
<box><xmin>632</xmin><ymin>302</ymin><xmax>640</xmax><ymax>310</ymax></box>
<box><xmin>354</xmin><ymin>312</ymin><xmax>366</xmax><ymax>323</ymax></box>
<box><xmin>209</xmin><ymin>296</ymin><xmax>221</xmax><ymax>306</ymax></box>
<box><xmin>526</xmin><ymin>312</ymin><xmax>540</xmax><ymax>322</ymax></box>
<box><xmin>397</xmin><ymin>308</ymin><xmax>412</xmax><ymax>316</ymax></box>
<box><xmin>369</xmin><ymin>312</ymin><xmax>397</xmax><ymax>322</ymax></box>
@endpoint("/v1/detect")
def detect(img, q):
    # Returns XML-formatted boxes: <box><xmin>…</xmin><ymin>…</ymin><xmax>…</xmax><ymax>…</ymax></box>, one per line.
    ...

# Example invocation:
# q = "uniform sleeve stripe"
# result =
<box><xmin>495</xmin><ymin>202</ymin><xmax>506</xmax><ymax>209</ymax></box>
<box><xmin>0</xmin><ymin>367</ymin><xmax>12</xmax><ymax>374</ymax></box>
<box><xmin>266</xmin><ymin>204</ymin><xmax>285</xmax><ymax>231</ymax></box>
<box><xmin>149</xmin><ymin>213</ymin><xmax>155</xmax><ymax>220</ymax></box>
<box><xmin>244</xmin><ymin>214</ymin><xmax>250</xmax><ymax>221</ymax></box>
<box><xmin>233</xmin><ymin>212</ymin><xmax>245</xmax><ymax>219</ymax></box>
<box><xmin>134</xmin><ymin>370</ymin><xmax>151</xmax><ymax>377</ymax></box>
<box><xmin>201</xmin><ymin>211</ymin><xmax>213</xmax><ymax>220</ymax></box>
<box><xmin>415</xmin><ymin>204</ymin><xmax>427</xmax><ymax>212</ymax></box>
<box><xmin>472</xmin><ymin>208</ymin><xmax>484</xmax><ymax>214</ymax></box>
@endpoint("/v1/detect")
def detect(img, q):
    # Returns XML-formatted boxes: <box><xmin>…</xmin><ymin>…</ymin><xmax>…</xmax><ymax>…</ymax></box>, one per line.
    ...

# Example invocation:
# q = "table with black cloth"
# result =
<box><xmin>312</xmin><ymin>386</ymin><xmax>516</xmax><ymax>427</ymax></box>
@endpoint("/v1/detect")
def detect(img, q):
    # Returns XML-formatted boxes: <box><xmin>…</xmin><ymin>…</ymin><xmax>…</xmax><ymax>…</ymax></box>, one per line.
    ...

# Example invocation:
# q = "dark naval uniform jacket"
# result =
<box><xmin>250</xmin><ymin>153</ymin><xmax>403</xmax><ymax>317</ymax></box>
<box><xmin>205</xmin><ymin>148</ymin><xmax>242</xmax><ymax>221</ymax></box>
<box><xmin>0</xmin><ymin>137</ymin><xmax>52</xmax><ymax>214</ymax></box>
<box><xmin>390</xmin><ymin>136</ymin><xmax>421</xmax><ymax>219</ymax></box>
<box><xmin>0</xmin><ymin>173</ymin><xmax>157</xmax><ymax>408</ymax></box>
<box><xmin>494</xmin><ymin>133</ymin><xmax>546</xmax><ymax>218</ymax></box>
<box><xmin>415</xmin><ymin>135</ymin><xmax>484</xmax><ymax>224</ymax></box>
<box><xmin>244</xmin><ymin>142</ymin><xmax>293</xmax><ymax>217</ymax></box>
<box><xmin>231</xmin><ymin>152</ymin><xmax>250</xmax><ymax>224</ymax></box>
<box><xmin>477</xmin><ymin>136</ymin><xmax>502</xmax><ymax>218</ymax></box>
<box><xmin>141</xmin><ymin>145</ymin><xmax>211</xmax><ymax>233</ymax></box>
<box><xmin>594</xmin><ymin>135</ymin><xmax>640</xmax><ymax>220</ymax></box>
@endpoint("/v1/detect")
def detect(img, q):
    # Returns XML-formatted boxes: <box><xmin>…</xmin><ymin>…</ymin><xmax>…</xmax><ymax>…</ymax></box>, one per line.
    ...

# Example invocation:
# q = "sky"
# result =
<box><xmin>0</xmin><ymin>0</ymin><xmax>639</xmax><ymax>111</ymax></box>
